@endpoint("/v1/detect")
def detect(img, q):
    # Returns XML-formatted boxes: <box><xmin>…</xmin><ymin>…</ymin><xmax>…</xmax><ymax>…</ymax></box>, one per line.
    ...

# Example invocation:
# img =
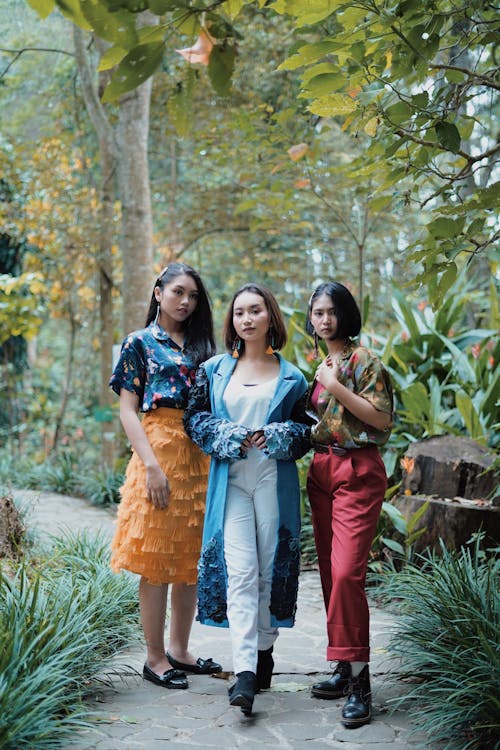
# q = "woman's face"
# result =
<box><xmin>232</xmin><ymin>291</ymin><xmax>270</xmax><ymax>344</ymax></box>
<box><xmin>155</xmin><ymin>273</ymin><xmax>199</xmax><ymax>327</ymax></box>
<box><xmin>309</xmin><ymin>293</ymin><xmax>339</xmax><ymax>340</ymax></box>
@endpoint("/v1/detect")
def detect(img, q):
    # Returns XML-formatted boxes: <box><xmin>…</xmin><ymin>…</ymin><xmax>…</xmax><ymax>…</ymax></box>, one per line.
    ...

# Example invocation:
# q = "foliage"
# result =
<box><xmin>373</xmin><ymin>537</ymin><xmax>500</xmax><ymax>749</ymax></box>
<box><xmin>277</xmin><ymin>0</ymin><xmax>499</xmax><ymax>294</ymax></box>
<box><xmin>368</xmin><ymin>495</ymin><xmax>429</xmax><ymax>574</ymax></box>
<box><xmin>364</xmin><ymin>272</ymin><xmax>499</xmax><ymax>454</ymax></box>
<box><xmin>79</xmin><ymin>463</ymin><xmax>125</xmax><ymax>506</ymax></box>
<box><xmin>0</xmin><ymin>530</ymin><xmax>138</xmax><ymax>749</ymax></box>
<box><xmin>31</xmin><ymin>0</ymin><xmax>498</xmax><ymax>290</ymax></box>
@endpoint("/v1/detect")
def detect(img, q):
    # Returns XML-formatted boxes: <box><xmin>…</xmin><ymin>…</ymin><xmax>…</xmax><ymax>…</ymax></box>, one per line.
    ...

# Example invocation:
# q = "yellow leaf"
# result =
<box><xmin>287</xmin><ymin>143</ymin><xmax>309</xmax><ymax>161</ymax></box>
<box><xmin>364</xmin><ymin>117</ymin><xmax>378</xmax><ymax>137</ymax></box>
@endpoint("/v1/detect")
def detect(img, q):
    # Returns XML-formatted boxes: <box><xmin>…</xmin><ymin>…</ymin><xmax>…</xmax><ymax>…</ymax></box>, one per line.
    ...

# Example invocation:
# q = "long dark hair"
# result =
<box><xmin>306</xmin><ymin>282</ymin><xmax>361</xmax><ymax>340</ymax></box>
<box><xmin>146</xmin><ymin>262</ymin><xmax>215</xmax><ymax>366</ymax></box>
<box><xmin>222</xmin><ymin>283</ymin><xmax>287</xmax><ymax>352</ymax></box>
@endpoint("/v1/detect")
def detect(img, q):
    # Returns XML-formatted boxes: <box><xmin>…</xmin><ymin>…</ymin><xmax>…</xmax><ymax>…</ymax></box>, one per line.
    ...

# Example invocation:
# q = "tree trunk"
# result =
<box><xmin>73</xmin><ymin>26</ymin><xmax>117</xmax><ymax>465</ymax></box>
<box><xmin>396</xmin><ymin>435</ymin><xmax>498</xmax><ymax>552</ymax></box>
<box><xmin>116</xmin><ymin>12</ymin><xmax>157</xmax><ymax>334</ymax></box>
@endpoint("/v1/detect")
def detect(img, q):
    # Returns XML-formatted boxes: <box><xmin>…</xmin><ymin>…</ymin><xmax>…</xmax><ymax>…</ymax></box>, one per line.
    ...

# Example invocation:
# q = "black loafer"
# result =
<box><xmin>166</xmin><ymin>652</ymin><xmax>222</xmax><ymax>674</ymax></box>
<box><xmin>143</xmin><ymin>663</ymin><xmax>188</xmax><ymax>689</ymax></box>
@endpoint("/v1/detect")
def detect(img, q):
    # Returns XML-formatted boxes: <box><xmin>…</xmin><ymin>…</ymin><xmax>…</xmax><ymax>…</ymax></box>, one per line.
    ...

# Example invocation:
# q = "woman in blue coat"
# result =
<box><xmin>184</xmin><ymin>283</ymin><xmax>312</xmax><ymax>715</ymax></box>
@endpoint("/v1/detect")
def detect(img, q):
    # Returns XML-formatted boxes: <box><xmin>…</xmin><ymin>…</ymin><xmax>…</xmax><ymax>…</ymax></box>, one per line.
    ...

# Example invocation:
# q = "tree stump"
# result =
<box><xmin>394</xmin><ymin>435</ymin><xmax>498</xmax><ymax>552</ymax></box>
<box><xmin>0</xmin><ymin>493</ymin><xmax>25</xmax><ymax>561</ymax></box>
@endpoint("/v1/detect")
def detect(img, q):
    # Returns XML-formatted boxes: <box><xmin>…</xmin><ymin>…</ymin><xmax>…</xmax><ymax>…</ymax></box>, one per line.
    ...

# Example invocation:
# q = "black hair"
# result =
<box><xmin>306</xmin><ymin>281</ymin><xmax>361</xmax><ymax>340</ymax></box>
<box><xmin>146</xmin><ymin>262</ymin><xmax>215</xmax><ymax>366</ymax></box>
<box><xmin>222</xmin><ymin>283</ymin><xmax>287</xmax><ymax>352</ymax></box>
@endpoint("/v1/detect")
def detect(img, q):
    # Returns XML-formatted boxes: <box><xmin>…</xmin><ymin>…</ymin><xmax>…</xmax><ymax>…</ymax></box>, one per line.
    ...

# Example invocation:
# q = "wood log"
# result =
<box><xmin>0</xmin><ymin>493</ymin><xmax>25</xmax><ymax>561</ymax></box>
<box><xmin>394</xmin><ymin>495</ymin><xmax>499</xmax><ymax>552</ymax></box>
<box><xmin>395</xmin><ymin>435</ymin><xmax>498</xmax><ymax>552</ymax></box>
<box><xmin>401</xmin><ymin>435</ymin><xmax>496</xmax><ymax>501</ymax></box>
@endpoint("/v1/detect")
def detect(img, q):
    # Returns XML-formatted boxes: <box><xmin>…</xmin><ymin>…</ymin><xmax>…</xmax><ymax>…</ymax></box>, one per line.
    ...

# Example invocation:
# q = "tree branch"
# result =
<box><xmin>0</xmin><ymin>46</ymin><xmax>74</xmax><ymax>81</ymax></box>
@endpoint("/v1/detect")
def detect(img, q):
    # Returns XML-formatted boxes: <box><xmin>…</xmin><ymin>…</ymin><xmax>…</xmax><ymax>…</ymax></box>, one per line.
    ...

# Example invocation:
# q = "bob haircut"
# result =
<box><xmin>146</xmin><ymin>262</ymin><xmax>215</xmax><ymax>367</ymax></box>
<box><xmin>306</xmin><ymin>281</ymin><xmax>361</xmax><ymax>340</ymax></box>
<box><xmin>222</xmin><ymin>283</ymin><xmax>287</xmax><ymax>352</ymax></box>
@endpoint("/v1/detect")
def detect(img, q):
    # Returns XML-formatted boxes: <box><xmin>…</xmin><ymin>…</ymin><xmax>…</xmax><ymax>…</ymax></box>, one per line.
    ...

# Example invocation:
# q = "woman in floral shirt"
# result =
<box><xmin>306</xmin><ymin>281</ymin><xmax>393</xmax><ymax>728</ymax></box>
<box><xmin>109</xmin><ymin>262</ymin><xmax>221</xmax><ymax>691</ymax></box>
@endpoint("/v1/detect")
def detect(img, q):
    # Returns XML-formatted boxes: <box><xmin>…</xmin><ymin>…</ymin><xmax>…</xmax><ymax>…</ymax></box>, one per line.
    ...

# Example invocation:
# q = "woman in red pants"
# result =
<box><xmin>306</xmin><ymin>281</ymin><xmax>393</xmax><ymax>728</ymax></box>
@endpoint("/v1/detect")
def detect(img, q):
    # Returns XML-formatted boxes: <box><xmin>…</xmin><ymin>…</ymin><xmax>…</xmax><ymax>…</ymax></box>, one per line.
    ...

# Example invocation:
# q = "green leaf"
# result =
<box><xmin>401</xmin><ymin>382</ymin><xmax>430</xmax><ymax>421</ymax></box>
<box><xmin>278</xmin><ymin>40</ymin><xmax>343</xmax><ymax>71</ymax></box>
<box><xmin>307</xmin><ymin>93</ymin><xmax>357</xmax><ymax>117</ymax></box>
<box><xmin>427</xmin><ymin>216</ymin><xmax>463</xmax><ymax>240</ymax></box>
<box><xmin>79</xmin><ymin>1</ymin><xmax>138</xmax><ymax>46</ymax></box>
<box><xmin>435</xmin><ymin>121</ymin><xmax>461</xmax><ymax>154</ymax></box>
<box><xmin>56</xmin><ymin>0</ymin><xmax>92</xmax><ymax>29</ymax></box>
<box><xmin>276</xmin><ymin>0</ymin><xmax>338</xmax><ymax>26</ymax></box>
<box><xmin>456</xmin><ymin>390</ymin><xmax>485</xmax><ymax>441</ymax></box>
<box><xmin>26</xmin><ymin>0</ymin><xmax>56</xmax><ymax>19</ymax></box>
<box><xmin>302</xmin><ymin>73</ymin><xmax>346</xmax><ymax>97</ymax></box>
<box><xmin>98</xmin><ymin>44</ymin><xmax>128</xmax><ymax>71</ymax></box>
<box><xmin>208</xmin><ymin>44</ymin><xmax>236</xmax><ymax>96</ymax></box>
<box><xmin>102</xmin><ymin>42</ymin><xmax>165</xmax><ymax>102</ymax></box>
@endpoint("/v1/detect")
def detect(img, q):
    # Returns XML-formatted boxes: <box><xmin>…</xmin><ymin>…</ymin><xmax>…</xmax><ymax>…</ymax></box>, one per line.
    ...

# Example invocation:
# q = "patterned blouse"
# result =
<box><xmin>309</xmin><ymin>342</ymin><xmax>393</xmax><ymax>449</ymax></box>
<box><xmin>109</xmin><ymin>322</ymin><xmax>197</xmax><ymax>411</ymax></box>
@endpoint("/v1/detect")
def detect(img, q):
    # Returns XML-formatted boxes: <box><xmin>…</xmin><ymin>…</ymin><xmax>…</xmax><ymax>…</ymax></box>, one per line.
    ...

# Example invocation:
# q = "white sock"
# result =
<box><xmin>350</xmin><ymin>661</ymin><xmax>367</xmax><ymax>677</ymax></box>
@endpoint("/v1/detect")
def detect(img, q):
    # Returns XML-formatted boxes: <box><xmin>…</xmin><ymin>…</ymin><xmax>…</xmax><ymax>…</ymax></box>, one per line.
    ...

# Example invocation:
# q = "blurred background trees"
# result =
<box><xmin>0</xmin><ymin>0</ymin><xmax>497</xmax><ymax>485</ymax></box>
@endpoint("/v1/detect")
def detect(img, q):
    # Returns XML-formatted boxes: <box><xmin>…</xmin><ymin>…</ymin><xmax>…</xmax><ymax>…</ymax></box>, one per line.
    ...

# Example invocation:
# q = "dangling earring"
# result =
<box><xmin>154</xmin><ymin>302</ymin><xmax>160</xmax><ymax>326</ymax></box>
<box><xmin>266</xmin><ymin>330</ymin><xmax>275</xmax><ymax>355</ymax></box>
<box><xmin>232</xmin><ymin>337</ymin><xmax>242</xmax><ymax>359</ymax></box>
<box><xmin>313</xmin><ymin>331</ymin><xmax>319</xmax><ymax>359</ymax></box>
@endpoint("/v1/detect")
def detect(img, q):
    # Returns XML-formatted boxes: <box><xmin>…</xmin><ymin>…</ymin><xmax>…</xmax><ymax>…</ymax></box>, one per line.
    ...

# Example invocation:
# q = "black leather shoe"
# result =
<box><xmin>228</xmin><ymin>671</ymin><xmax>257</xmax><ymax>715</ymax></box>
<box><xmin>166</xmin><ymin>652</ymin><xmax>222</xmax><ymax>674</ymax></box>
<box><xmin>341</xmin><ymin>665</ymin><xmax>372</xmax><ymax>727</ymax></box>
<box><xmin>256</xmin><ymin>646</ymin><xmax>274</xmax><ymax>692</ymax></box>
<box><xmin>143</xmin><ymin>663</ymin><xmax>188</xmax><ymax>689</ymax></box>
<box><xmin>311</xmin><ymin>661</ymin><xmax>350</xmax><ymax>699</ymax></box>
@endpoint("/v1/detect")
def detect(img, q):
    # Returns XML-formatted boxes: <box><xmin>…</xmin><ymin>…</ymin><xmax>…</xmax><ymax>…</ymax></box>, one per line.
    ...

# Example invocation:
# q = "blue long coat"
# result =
<box><xmin>183</xmin><ymin>353</ymin><xmax>312</xmax><ymax>628</ymax></box>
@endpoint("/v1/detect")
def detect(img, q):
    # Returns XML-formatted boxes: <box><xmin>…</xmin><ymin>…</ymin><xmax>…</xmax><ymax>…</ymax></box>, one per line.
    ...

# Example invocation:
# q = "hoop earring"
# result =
<box><xmin>232</xmin><ymin>337</ymin><xmax>242</xmax><ymax>359</ymax></box>
<box><xmin>313</xmin><ymin>331</ymin><xmax>319</xmax><ymax>359</ymax></box>
<box><xmin>154</xmin><ymin>303</ymin><xmax>160</xmax><ymax>326</ymax></box>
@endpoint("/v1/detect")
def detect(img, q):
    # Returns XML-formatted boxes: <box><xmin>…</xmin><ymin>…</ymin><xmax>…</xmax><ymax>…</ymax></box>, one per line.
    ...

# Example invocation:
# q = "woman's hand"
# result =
<box><xmin>315</xmin><ymin>356</ymin><xmax>340</xmax><ymax>394</ymax></box>
<box><xmin>251</xmin><ymin>430</ymin><xmax>267</xmax><ymax>450</ymax></box>
<box><xmin>146</xmin><ymin>464</ymin><xmax>170</xmax><ymax>509</ymax></box>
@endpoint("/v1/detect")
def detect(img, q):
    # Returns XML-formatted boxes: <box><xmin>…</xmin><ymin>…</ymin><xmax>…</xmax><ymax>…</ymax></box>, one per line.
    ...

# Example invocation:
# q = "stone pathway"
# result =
<box><xmin>15</xmin><ymin>488</ymin><xmax>432</xmax><ymax>749</ymax></box>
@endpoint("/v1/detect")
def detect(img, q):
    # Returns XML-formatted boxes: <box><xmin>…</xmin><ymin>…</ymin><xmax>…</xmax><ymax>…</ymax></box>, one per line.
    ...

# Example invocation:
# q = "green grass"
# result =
<box><xmin>0</xmin><ymin>531</ymin><xmax>139</xmax><ymax>749</ymax></box>
<box><xmin>374</xmin><ymin>537</ymin><xmax>500</xmax><ymax>749</ymax></box>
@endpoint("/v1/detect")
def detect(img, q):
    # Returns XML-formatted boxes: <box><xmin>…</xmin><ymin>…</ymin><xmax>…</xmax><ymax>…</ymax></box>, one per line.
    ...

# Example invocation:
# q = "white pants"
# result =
<box><xmin>224</xmin><ymin>448</ymin><xmax>279</xmax><ymax>674</ymax></box>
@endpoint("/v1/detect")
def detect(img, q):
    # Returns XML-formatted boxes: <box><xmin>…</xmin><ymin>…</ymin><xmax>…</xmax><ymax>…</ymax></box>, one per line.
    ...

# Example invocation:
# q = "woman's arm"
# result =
<box><xmin>119</xmin><ymin>389</ymin><xmax>170</xmax><ymax>509</ymax></box>
<box><xmin>260</xmin><ymin>390</ymin><xmax>313</xmax><ymax>461</ymax></box>
<box><xmin>315</xmin><ymin>358</ymin><xmax>392</xmax><ymax>430</ymax></box>
<box><xmin>183</xmin><ymin>365</ymin><xmax>249</xmax><ymax>459</ymax></box>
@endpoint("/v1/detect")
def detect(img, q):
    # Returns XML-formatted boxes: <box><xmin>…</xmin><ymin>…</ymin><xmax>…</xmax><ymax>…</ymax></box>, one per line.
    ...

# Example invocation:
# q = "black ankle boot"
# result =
<box><xmin>256</xmin><ymin>647</ymin><xmax>274</xmax><ymax>692</ymax></box>
<box><xmin>341</xmin><ymin>665</ymin><xmax>372</xmax><ymax>727</ymax></box>
<box><xmin>228</xmin><ymin>671</ymin><xmax>257</xmax><ymax>715</ymax></box>
<box><xmin>311</xmin><ymin>661</ymin><xmax>350</xmax><ymax>699</ymax></box>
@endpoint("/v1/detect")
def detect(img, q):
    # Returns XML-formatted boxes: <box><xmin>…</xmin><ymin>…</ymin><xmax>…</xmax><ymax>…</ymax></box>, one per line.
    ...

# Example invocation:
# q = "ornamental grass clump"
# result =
<box><xmin>0</xmin><ymin>531</ymin><xmax>138</xmax><ymax>749</ymax></box>
<box><xmin>375</xmin><ymin>537</ymin><xmax>499</xmax><ymax>750</ymax></box>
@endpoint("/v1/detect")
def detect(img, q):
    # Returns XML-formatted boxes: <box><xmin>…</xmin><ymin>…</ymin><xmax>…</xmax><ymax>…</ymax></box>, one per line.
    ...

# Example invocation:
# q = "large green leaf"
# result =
<box><xmin>208</xmin><ymin>44</ymin><xmax>236</xmax><ymax>96</ymax></box>
<box><xmin>274</xmin><ymin>0</ymin><xmax>338</xmax><ymax>26</ymax></box>
<box><xmin>80</xmin><ymin>0</ymin><xmax>138</xmax><ymax>45</ymax></box>
<box><xmin>102</xmin><ymin>41</ymin><xmax>165</xmax><ymax>101</ymax></box>
<box><xmin>435</xmin><ymin>121</ymin><xmax>461</xmax><ymax>154</ymax></box>
<box><xmin>56</xmin><ymin>0</ymin><xmax>92</xmax><ymax>29</ymax></box>
<box><xmin>26</xmin><ymin>0</ymin><xmax>56</xmax><ymax>18</ymax></box>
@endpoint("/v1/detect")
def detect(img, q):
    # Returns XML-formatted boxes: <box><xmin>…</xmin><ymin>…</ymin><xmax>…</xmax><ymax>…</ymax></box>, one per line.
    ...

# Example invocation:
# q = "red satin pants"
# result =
<box><xmin>307</xmin><ymin>445</ymin><xmax>386</xmax><ymax>662</ymax></box>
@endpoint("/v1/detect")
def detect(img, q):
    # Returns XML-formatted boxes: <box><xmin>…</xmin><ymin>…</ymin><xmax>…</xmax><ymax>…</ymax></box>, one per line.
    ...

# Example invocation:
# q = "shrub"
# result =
<box><xmin>374</xmin><ymin>537</ymin><xmax>500</xmax><ymax>749</ymax></box>
<box><xmin>0</xmin><ymin>531</ymin><xmax>138</xmax><ymax>749</ymax></box>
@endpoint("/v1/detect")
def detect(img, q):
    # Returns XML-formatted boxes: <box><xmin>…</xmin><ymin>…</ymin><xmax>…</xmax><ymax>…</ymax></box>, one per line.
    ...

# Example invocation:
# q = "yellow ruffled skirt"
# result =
<box><xmin>110</xmin><ymin>407</ymin><xmax>210</xmax><ymax>585</ymax></box>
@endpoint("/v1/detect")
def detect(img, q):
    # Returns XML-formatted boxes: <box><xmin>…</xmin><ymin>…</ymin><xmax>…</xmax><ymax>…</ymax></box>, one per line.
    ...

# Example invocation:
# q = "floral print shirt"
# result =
<box><xmin>109</xmin><ymin>322</ymin><xmax>197</xmax><ymax>411</ymax></box>
<box><xmin>309</xmin><ymin>342</ymin><xmax>393</xmax><ymax>449</ymax></box>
